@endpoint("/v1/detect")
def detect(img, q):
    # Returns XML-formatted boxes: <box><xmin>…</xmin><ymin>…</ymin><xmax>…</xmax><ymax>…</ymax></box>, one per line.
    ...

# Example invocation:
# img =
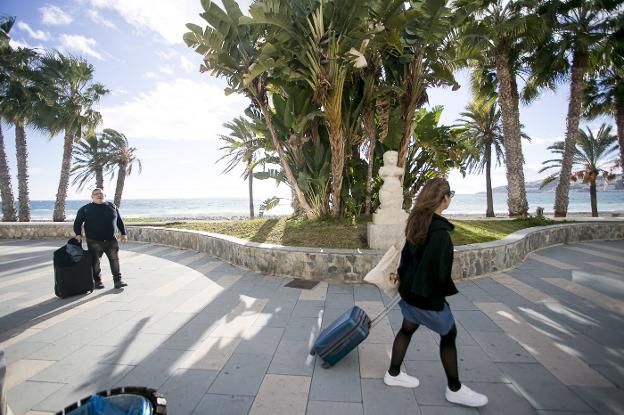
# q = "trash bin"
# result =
<box><xmin>55</xmin><ymin>386</ymin><xmax>166</xmax><ymax>415</ymax></box>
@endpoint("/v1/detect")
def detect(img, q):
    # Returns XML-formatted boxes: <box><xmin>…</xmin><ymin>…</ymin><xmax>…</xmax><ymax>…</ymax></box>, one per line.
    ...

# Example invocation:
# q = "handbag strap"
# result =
<box><xmin>370</xmin><ymin>294</ymin><xmax>401</xmax><ymax>328</ymax></box>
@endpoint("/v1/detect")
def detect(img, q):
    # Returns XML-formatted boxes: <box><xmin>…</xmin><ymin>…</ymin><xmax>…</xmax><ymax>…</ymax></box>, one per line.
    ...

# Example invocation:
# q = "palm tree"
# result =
<box><xmin>184</xmin><ymin>0</ymin><xmax>316</xmax><ymax>218</ymax></box>
<box><xmin>217</xmin><ymin>116</ymin><xmax>265</xmax><ymax>219</ymax></box>
<box><xmin>71</xmin><ymin>133</ymin><xmax>112</xmax><ymax>190</ymax></box>
<box><xmin>457</xmin><ymin>0</ymin><xmax>538</xmax><ymax>217</ymax></box>
<box><xmin>0</xmin><ymin>46</ymin><xmax>41</xmax><ymax>221</ymax></box>
<box><xmin>37</xmin><ymin>52</ymin><xmax>108</xmax><ymax>221</ymax></box>
<box><xmin>540</xmin><ymin>124</ymin><xmax>618</xmax><ymax>217</ymax></box>
<box><xmin>456</xmin><ymin>98</ymin><xmax>505</xmax><ymax>217</ymax></box>
<box><xmin>525</xmin><ymin>0</ymin><xmax>616</xmax><ymax>217</ymax></box>
<box><xmin>104</xmin><ymin>129</ymin><xmax>141</xmax><ymax>207</ymax></box>
<box><xmin>0</xmin><ymin>15</ymin><xmax>16</xmax><ymax>221</ymax></box>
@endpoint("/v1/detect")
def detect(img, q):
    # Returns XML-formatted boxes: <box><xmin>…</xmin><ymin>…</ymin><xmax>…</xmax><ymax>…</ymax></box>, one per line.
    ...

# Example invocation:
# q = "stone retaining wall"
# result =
<box><xmin>1</xmin><ymin>221</ymin><xmax>623</xmax><ymax>282</ymax></box>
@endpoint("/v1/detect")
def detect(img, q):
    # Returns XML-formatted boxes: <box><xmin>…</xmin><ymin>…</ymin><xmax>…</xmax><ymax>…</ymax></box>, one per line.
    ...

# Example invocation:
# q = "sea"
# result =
<box><xmin>21</xmin><ymin>191</ymin><xmax>624</xmax><ymax>221</ymax></box>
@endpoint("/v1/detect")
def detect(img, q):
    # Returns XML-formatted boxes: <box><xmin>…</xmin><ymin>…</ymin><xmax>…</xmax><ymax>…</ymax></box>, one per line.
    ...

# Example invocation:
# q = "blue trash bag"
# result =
<box><xmin>68</xmin><ymin>394</ymin><xmax>152</xmax><ymax>415</ymax></box>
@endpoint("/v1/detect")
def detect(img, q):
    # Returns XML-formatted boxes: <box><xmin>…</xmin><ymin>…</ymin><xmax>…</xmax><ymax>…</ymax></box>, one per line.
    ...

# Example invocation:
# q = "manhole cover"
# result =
<box><xmin>283</xmin><ymin>279</ymin><xmax>319</xmax><ymax>290</ymax></box>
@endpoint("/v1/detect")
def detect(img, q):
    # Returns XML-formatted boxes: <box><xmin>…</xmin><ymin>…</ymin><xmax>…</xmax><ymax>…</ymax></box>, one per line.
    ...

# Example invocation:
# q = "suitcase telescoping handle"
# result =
<box><xmin>369</xmin><ymin>294</ymin><xmax>401</xmax><ymax>329</ymax></box>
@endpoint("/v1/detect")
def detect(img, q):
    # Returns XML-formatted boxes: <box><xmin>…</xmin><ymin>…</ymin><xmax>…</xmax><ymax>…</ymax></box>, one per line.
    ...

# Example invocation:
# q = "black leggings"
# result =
<box><xmin>388</xmin><ymin>319</ymin><xmax>461</xmax><ymax>391</ymax></box>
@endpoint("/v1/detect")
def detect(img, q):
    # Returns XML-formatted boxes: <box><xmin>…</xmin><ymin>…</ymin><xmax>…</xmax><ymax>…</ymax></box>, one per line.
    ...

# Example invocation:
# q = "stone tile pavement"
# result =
<box><xmin>1</xmin><ymin>238</ymin><xmax>623</xmax><ymax>414</ymax></box>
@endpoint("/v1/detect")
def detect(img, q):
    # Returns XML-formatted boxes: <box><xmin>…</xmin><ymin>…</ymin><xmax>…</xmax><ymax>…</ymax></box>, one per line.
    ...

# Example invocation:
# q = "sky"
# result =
<box><xmin>0</xmin><ymin>0</ymin><xmax>616</xmax><ymax>201</ymax></box>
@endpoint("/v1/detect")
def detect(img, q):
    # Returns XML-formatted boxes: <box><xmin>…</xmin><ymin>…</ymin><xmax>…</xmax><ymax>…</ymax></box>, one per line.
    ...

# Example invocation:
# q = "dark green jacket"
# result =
<box><xmin>397</xmin><ymin>213</ymin><xmax>458</xmax><ymax>310</ymax></box>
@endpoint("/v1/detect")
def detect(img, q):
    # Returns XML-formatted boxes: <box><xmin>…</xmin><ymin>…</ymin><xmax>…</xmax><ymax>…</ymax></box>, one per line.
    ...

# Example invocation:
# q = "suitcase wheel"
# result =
<box><xmin>321</xmin><ymin>362</ymin><xmax>331</xmax><ymax>369</ymax></box>
<box><xmin>309</xmin><ymin>348</ymin><xmax>316</xmax><ymax>356</ymax></box>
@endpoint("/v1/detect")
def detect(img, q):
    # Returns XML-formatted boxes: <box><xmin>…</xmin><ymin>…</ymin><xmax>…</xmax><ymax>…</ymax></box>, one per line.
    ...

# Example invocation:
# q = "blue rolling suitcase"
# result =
<box><xmin>311</xmin><ymin>295</ymin><xmax>401</xmax><ymax>368</ymax></box>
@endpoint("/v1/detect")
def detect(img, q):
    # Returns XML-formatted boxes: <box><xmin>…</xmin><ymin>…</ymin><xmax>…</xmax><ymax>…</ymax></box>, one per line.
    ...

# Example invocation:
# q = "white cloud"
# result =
<box><xmin>87</xmin><ymin>9</ymin><xmax>117</xmax><ymax>29</ymax></box>
<box><xmin>59</xmin><ymin>34</ymin><xmax>104</xmax><ymax>60</ymax></box>
<box><xmin>100</xmin><ymin>78</ymin><xmax>248</xmax><ymax>141</ymax></box>
<box><xmin>40</xmin><ymin>5</ymin><xmax>73</xmax><ymax>26</ymax></box>
<box><xmin>160</xmin><ymin>67</ymin><xmax>174</xmax><ymax>76</ymax></box>
<box><xmin>157</xmin><ymin>51</ymin><xmax>177</xmax><ymax>60</ymax></box>
<box><xmin>180</xmin><ymin>55</ymin><xmax>196</xmax><ymax>72</ymax></box>
<box><xmin>145</xmin><ymin>72</ymin><xmax>159</xmax><ymax>79</ymax></box>
<box><xmin>9</xmin><ymin>38</ymin><xmax>46</xmax><ymax>52</ymax></box>
<box><xmin>16</xmin><ymin>22</ymin><xmax>51</xmax><ymax>41</ymax></box>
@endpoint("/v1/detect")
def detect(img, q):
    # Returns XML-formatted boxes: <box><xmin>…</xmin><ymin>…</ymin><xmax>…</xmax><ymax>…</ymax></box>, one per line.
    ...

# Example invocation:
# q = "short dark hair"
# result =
<box><xmin>91</xmin><ymin>188</ymin><xmax>104</xmax><ymax>195</ymax></box>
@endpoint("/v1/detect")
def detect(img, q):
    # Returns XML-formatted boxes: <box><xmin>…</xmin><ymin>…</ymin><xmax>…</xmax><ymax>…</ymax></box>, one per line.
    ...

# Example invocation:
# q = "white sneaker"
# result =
<box><xmin>383</xmin><ymin>371</ymin><xmax>420</xmax><ymax>388</ymax></box>
<box><xmin>445</xmin><ymin>385</ymin><xmax>488</xmax><ymax>407</ymax></box>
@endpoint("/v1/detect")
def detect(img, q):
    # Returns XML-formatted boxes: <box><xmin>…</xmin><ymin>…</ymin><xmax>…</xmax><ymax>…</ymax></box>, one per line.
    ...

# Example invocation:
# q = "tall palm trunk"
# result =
<box><xmin>53</xmin><ymin>130</ymin><xmax>74</xmax><ymax>222</ymax></box>
<box><xmin>495</xmin><ymin>45</ymin><xmax>528</xmax><ymax>218</ymax></box>
<box><xmin>255</xmin><ymin>94</ymin><xmax>316</xmax><ymax>219</ymax></box>
<box><xmin>398</xmin><ymin>55</ymin><xmax>425</xmax><ymax>168</ymax></box>
<box><xmin>95</xmin><ymin>164</ymin><xmax>104</xmax><ymax>189</ymax></box>
<box><xmin>15</xmin><ymin>121</ymin><xmax>30</xmax><ymax>221</ymax></box>
<box><xmin>0</xmin><ymin>123</ymin><xmax>17</xmax><ymax>222</ymax></box>
<box><xmin>326</xmin><ymin>70</ymin><xmax>347</xmax><ymax>217</ymax></box>
<box><xmin>554</xmin><ymin>51</ymin><xmax>588</xmax><ymax>217</ymax></box>
<box><xmin>364</xmin><ymin>107</ymin><xmax>376</xmax><ymax>216</ymax></box>
<box><xmin>248</xmin><ymin>163</ymin><xmax>254</xmax><ymax>219</ymax></box>
<box><xmin>589</xmin><ymin>179</ymin><xmax>598</xmax><ymax>217</ymax></box>
<box><xmin>615</xmin><ymin>95</ymin><xmax>624</xmax><ymax>188</ymax></box>
<box><xmin>485</xmin><ymin>142</ymin><xmax>494</xmax><ymax>217</ymax></box>
<box><xmin>113</xmin><ymin>162</ymin><xmax>126</xmax><ymax>207</ymax></box>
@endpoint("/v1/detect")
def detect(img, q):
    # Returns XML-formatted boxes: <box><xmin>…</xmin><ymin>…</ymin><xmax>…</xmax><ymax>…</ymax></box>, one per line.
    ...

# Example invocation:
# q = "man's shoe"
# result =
<box><xmin>94</xmin><ymin>280</ymin><xmax>104</xmax><ymax>289</ymax></box>
<box><xmin>445</xmin><ymin>385</ymin><xmax>488</xmax><ymax>407</ymax></box>
<box><xmin>113</xmin><ymin>279</ymin><xmax>128</xmax><ymax>289</ymax></box>
<box><xmin>383</xmin><ymin>371</ymin><xmax>420</xmax><ymax>388</ymax></box>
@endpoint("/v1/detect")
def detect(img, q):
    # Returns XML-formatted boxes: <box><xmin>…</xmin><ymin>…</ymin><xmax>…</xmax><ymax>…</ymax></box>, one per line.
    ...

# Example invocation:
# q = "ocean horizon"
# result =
<box><xmin>13</xmin><ymin>191</ymin><xmax>624</xmax><ymax>221</ymax></box>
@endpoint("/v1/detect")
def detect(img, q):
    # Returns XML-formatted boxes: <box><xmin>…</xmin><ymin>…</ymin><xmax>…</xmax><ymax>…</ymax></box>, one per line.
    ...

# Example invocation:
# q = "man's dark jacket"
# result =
<box><xmin>73</xmin><ymin>202</ymin><xmax>126</xmax><ymax>241</ymax></box>
<box><xmin>397</xmin><ymin>213</ymin><xmax>458</xmax><ymax>311</ymax></box>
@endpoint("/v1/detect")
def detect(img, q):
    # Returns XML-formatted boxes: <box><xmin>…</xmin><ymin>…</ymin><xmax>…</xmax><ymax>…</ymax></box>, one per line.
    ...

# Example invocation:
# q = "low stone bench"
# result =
<box><xmin>1</xmin><ymin>221</ymin><xmax>623</xmax><ymax>282</ymax></box>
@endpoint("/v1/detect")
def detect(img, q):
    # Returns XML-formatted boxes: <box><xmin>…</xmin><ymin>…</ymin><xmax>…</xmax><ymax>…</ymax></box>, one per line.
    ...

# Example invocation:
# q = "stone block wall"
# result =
<box><xmin>1</xmin><ymin>221</ymin><xmax>623</xmax><ymax>282</ymax></box>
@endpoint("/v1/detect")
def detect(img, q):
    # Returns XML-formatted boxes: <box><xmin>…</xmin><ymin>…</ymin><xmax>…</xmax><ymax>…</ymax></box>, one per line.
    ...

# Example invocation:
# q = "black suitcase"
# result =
<box><xmin>54</xmin><ymin>251</ymin><xmax>95</xmax><ymax>298</ymax></box>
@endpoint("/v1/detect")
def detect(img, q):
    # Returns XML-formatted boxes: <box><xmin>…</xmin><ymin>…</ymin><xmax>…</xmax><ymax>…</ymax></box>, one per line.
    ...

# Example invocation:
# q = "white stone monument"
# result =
<box><xmin>367</xmin><ymin>150</ymin><xmax>409</xmax><ymax>249</ymax></box>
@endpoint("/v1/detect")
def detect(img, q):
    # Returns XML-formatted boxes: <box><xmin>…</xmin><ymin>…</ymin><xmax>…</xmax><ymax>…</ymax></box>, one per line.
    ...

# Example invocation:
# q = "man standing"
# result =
<box><xmin>73</xmin><ymin>188</ymin><xmax>128</xmax><ymax>289</ymax></box>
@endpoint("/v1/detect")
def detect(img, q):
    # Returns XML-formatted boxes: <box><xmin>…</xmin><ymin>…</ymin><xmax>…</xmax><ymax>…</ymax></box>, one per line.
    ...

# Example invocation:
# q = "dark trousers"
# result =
<box><xmin>86</xmin><ymin>238</ymin><xmax>121</xmax><ymax>281</ymax></box>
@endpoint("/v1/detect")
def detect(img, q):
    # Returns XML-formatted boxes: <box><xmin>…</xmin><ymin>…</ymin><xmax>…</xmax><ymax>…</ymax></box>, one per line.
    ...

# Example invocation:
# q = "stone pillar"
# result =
<box><xmin>367</xmin><ymin>150</ymin><xmax>408</xmax><ymax>249</ymax></box>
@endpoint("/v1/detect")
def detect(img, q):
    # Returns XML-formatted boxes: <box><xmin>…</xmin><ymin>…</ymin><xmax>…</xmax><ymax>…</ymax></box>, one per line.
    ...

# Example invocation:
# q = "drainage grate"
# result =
<box><xmin>283</xmin><ymin>279</ymin><xmax>319</xmax><ymax>290</ymax></box>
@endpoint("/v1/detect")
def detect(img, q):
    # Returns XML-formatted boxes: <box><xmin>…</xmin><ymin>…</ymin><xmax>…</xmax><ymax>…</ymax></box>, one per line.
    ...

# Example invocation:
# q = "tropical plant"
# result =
<box><xmin>183</xmin><ymin>0</ymin><xmax>316</xmax><ymax>218</ymax></box>
<box><xmin>104</xmin><ymin>129</ymin><xmax>141</xmax><ymax>207</ymax></box>
<box><xmin>217</xmin><ymin>116</ymin><xmax>267</xmax><ymax>218</ymax></box>
<box><xmin>456</xmin><ymin>97</ymin><xmax>505</xmax><ymax>217</ymax></box>
<box><xmin>71</xmin><ymin>133</ymin><xmax>113</xmax><ymax>190</ymax></box>
<box><xmin>540</xmin><ymin>124</ymin><xmax>618</xmax><ymax>217</ymax></box>
<box><xmin>0</xmin><ymin>14</ymin><xmax>16</xmax><ymax>221</ymax></box>
<box><xmin>37</xmin><ymin>51</ymin><xmax>108</xmax><ymax>221</ymax></box>
<box><xmin>0</xmin><ymin>46</ymin><xmax>42</xmax><ymax>221</ymax></box>
<box><xmin>457</xmin><ymin>0</ymin><xmax>539</xmax><ymax>217</ymax></box>
<box><xmin>524</xmin><ymin>0</ymin><xmax>617</xmax><ymax>217</ymax></box>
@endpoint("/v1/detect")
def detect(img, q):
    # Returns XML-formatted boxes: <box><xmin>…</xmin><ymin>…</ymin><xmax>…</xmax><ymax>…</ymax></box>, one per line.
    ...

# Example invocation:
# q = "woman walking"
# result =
<box><xmin>383</xmin><ymin>177</ymin><xmax>488</xmax><ymax>408</ymax></box>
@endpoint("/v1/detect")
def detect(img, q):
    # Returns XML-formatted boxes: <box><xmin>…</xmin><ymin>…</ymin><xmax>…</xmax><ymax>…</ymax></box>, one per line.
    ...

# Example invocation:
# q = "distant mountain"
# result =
<box><xmin>490</xmin><ymin>174</ymin><xmax>623</xmax><ymax>193</ymax></box>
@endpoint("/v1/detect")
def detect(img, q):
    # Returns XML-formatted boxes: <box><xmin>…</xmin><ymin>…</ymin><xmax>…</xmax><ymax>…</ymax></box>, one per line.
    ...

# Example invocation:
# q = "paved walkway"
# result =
<box><xmin>1</xmin><ymin>239</ymin><xmax>623</xmax><ymax>415</ymax></box>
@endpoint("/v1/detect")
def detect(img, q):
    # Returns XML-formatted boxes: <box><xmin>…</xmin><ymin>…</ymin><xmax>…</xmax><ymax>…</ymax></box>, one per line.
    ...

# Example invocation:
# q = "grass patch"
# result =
<box><xmin>163</xmin><ymin>216</ymin><xmax>559</xmax><ymax>249</ymax></box>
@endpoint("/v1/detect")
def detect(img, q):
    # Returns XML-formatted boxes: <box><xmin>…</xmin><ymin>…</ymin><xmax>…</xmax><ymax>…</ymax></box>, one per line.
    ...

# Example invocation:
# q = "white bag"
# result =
<box><xmin>364</xmin><ymin>238</ymin><xmax>404</xmax><ymax>298</ymax></box>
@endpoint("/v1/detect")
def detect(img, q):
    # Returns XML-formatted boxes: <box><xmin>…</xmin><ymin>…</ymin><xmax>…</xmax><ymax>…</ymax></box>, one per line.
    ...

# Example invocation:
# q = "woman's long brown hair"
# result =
<box><xmin>405</xmin><ymin>177</ymin><xmax>451</xmax><ymax>245</ymax></box>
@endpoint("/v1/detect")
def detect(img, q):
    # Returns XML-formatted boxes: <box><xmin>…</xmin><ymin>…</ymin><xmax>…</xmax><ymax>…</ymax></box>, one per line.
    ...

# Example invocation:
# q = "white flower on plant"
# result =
<box><xmin>347</xmin><ymin>47</ymin><xmax>367</xmax><ymax>68</ymax></box>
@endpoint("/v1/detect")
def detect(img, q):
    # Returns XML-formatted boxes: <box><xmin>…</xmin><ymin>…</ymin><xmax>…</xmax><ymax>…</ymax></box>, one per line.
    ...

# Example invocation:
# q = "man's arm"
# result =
<box><xmin>73</xmin><ymin>207</ymin><xmax>85</xmax><ymax>242</ymax></box>
<box><xmin>115</xmin><ymin>207</ymin><xmax>127</xmax><ymax>242</ymax></box>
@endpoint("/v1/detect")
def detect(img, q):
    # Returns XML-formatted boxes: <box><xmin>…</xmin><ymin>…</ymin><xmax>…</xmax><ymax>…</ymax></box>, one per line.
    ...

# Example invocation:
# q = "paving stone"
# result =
<box><xmin>5</xmin><ymin>359</ymin><xmax>55</xmax><ymax>390</ymax></box>
<box><xmin>456</xmin><ymin>346</ymin><xmax>510</xmax><ymax>383</ymax></box>
<box><xmin>158</xmin><ymin>368</ymin><xmax>218</xmax><ymax>415</ymax></box>
<box><xmin>235</xmin><ymin>326</ymin><xmax>284</xmax><ymax>355</ymax></box>
<box><xmin>177</xmin><ymin>336</ymin><xmax>241</xmax><ymax>371</ymax></box>
<box><xmin>309</xmin><ymin>350</ymin><xmax>361</xmax><ymax>402</ymax></box>
<box><xmin>446</xmin><ymin>294</ymin><xmax>478</xmax><ymax>311</ymax></box>
<box><xmin>569</xmin><ymin>385</ymin><xmax>624</xmax><ymax>415</ymax></box>
<box><xmin>292</xmin><ymin>300</ymin><xmax>326</xmax><ymax>318</ymax></box>
<box><xmin>495</xmin><ymin>362</ymin><xmax>593</xmax><ymax>412</ymax></box>
<box><xmin>453</xmin><ymin>310</ymin><xmax>501</xmax><ymax>332</ymax></box>
<box><xmin>361</xmin><ymin>378</ymin><xmax>421</xmax><ymax>415</ymax></box>
<box><xmin>192</xmin><ymin>394</ymin><xmax>254</xmax><ymax>415</ymax></box>
<box><xmin>305</xmin><ymin>401</ymin><xmax>363</xmax><ymax>415</ymax></box>
<box><xmin>471</xmin><ymin>381</ymin><xmax>537</xmax><ymax>415</ymax></box>
<box><xmin>358</xmin><ymin>342</ymin><xmax>392</xmax><ymax>378</ymax></box>
<box><xmin>283</xmin><ymin>317</ymin><xmax>322</xmax><ymax>344</ymax></box>
<box><xmin>590</xmin><ymin>364</ymin><xmax>624</xmax><ymax>389</ymax></box>
<box><xmin>7</xmin><ymin>381</ymin><xmax>66</xmax><ymax>414</ymax></box>
<box><xmin>324</xmin><ymin>293</ymin><xmax>354</xmax><ymax>309</ymax></box>
<box><xmin>405</xmin><ymin>360</ymin><xmax>450</xmax><ymax>406</ymax></box>
<box><xmin>249</xmin><ymin>374</ymin><xmax>310</xmax><ymax>415</ymax></box>
<box><xmin>419</xmin><ymin>406</ymin><xmax>478</xmax><ymax>415</ymax></box>
<box><xmin>268</xmin><ymin>340</ymin><xmax>315</xmax><ymax>376</ymax></box>
<box><xmin>207</xmin><ymin>353</ymin><xmax>273</xmax><ymax>396</ymax></box>
<box><xmin>327</xmin><ymin>283</ymin><xmax>353</xmax><ymax>295</ymax></box>
<box><xmin>354</xmin><ymin>284</ymin><xmax>382</xmax><ymax>302</ymax></box>
<box><xmin>5</xmin><ymin>341</ymin><xmax>50</xmax><ymax>364</ymax></box>
<box><xmin>468</xmin><ymin>331</ymin><xmax>536</xmax><ymax>363</ymax></box>
<box><xmin>115</xmin><ymin>348</ymin><xmax>184</xmax><ymax>389</ymax></box>
<box><xmin>404</xmin><ymin>331</ymin><xmax>440</xmax><ymax>361</ymax></box>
